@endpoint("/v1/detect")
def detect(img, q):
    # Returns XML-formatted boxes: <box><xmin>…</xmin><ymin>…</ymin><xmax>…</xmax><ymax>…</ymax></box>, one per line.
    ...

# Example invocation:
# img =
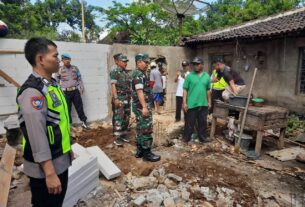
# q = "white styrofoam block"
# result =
<box><xmin>86</xmin><ymin>146</ymin><xmax>121</xmax><ymax>180</ymax></box>
<box><xmin>71</xmin><ymin>143</ymin><xmax>91</xmax><ymax>158</ymax></box>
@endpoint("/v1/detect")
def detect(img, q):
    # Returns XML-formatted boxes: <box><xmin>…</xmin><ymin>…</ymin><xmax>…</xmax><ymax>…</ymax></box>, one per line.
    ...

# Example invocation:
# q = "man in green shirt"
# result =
<box><xmin>183</xmin><ymin>57</ymin><xmax>212</xmax><ymax>143</ymax></box>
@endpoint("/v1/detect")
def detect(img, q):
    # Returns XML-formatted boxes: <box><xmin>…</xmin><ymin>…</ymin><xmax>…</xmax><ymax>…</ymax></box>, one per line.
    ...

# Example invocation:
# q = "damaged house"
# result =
<box><xmin>183</xmin><ymin>7</ymin><xmax>305</xmax><ymax>114</ymax></box>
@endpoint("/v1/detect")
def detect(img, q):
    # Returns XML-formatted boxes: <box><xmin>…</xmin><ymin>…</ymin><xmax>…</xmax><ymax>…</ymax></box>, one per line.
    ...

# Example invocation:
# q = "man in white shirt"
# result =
<box><xmin>174</xmin><ymin>60</ymin><xmax>190</xmax><ymax>122</ymax></box>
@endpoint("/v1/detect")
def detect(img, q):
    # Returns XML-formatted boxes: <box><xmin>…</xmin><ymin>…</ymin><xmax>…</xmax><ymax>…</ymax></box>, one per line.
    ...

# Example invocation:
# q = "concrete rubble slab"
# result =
<box><xmin>267</xmin><ymin>147</ymin><xmax>305</xmax><ymax>161</ymax></box>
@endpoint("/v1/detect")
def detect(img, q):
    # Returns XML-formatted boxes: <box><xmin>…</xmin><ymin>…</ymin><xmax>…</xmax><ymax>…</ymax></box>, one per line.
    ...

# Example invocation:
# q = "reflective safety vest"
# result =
<box><xmin>17</xmin><ymin>74</ymin><xmax>71</xmax><ymax>162</ymax></box>
<box><xmin>212</xmin><ymin>70</ymin><xmax>227</xmax><ymax>90</ymax></box>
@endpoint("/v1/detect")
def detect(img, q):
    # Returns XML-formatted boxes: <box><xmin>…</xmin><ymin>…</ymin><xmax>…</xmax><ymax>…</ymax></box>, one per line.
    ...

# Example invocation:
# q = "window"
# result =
<box><xmin>299</xmin><ymin>48</ymin><xmax>305</xmax><ymax>94</ymax></box>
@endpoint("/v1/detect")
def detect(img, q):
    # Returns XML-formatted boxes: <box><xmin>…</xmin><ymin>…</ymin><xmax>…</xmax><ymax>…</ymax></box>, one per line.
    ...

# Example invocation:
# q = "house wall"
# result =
<box><xmin>192</xmin><ymin>37</ymin><xmax>305</xmax><ymax>114</ymax></box>
<box><xmin>0</xmin><ymin>39</ymin><xmax>194</xmax><ymax>124</ymax></box>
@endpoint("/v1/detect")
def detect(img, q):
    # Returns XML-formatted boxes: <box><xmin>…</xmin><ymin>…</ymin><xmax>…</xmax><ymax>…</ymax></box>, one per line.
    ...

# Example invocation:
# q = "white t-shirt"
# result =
<box><xmin>176</xmin><ymin>71</ymin><xmax>189</xmax><ymax>97</ymax></box>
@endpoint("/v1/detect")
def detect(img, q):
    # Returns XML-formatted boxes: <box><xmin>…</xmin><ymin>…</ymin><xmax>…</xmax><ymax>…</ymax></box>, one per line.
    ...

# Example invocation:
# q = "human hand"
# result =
<box><xmin>45</xmin><ymin>173</ymin><xmax>62</xmax><ymax>194</ymax></box>
<box><xmin>114</xmin><ymin>99</ymin><xmax>122</xmax><ymax>108</ymax></box>
<box><xmin>142</xmin><ymin>107</ymin><xmax>149</xmax><ymax>117</ymax></box>
<box><xmin>176</xmin><ymin>70</ymin><xmax>181</xmax><ymax>76</ymax></box>
<box><xmin>183</xmin><ymin>103</ymin><xmax>188</xmax><ymax>113</ymax></box>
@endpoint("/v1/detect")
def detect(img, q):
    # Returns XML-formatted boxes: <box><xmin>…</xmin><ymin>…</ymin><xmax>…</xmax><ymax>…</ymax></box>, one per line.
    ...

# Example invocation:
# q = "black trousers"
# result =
<box><xmin>29</xmin><ymin>170</ymin><xmax>69</xmax><ymax>207</ymax></box>
<box><xmin>184</xmin><ymin>106</ymin><xmax>208</xmax><ymax>141</ymax></box>
<box><xmin>64</xmin><ymin>90</ymin><xmax>87</xmax><ymax>123</ymax></box>
<box><xmin>209</xmin><ymin>89</ymin><xmax>224</xmax><ymax>114</ymax></box>
<box><xmin>175</xmin><ymin>96</ymin><xmax>185</xmax><ymax>121</ymax></box>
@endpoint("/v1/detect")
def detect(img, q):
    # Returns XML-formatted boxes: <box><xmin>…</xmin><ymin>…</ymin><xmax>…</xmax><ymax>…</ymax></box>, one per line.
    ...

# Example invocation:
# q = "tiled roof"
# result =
<box><xmin>184</xmin><ymin>7</ymin><xmax>305</xmax><ymax>44</ymax></box>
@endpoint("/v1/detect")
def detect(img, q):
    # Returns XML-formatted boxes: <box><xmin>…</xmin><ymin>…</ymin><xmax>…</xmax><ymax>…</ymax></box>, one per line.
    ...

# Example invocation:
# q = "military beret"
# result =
<box><xmin>135</xmin><ymin>53</ymin><xmax>150</xmax><ymax>62</ymax></box>
<box><xmin>61</xmin><ymin>53</ymin><xmax>71</xmax><ymax>59</ymax></box>
<box><xmin>191</xmin><ymin>57</ymin><xmax>204</xmax><ymax>64</ymax></box>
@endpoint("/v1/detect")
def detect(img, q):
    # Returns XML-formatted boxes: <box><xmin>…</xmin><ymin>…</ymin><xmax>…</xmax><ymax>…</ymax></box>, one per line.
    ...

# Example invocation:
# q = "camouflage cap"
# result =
<box><xmin>135</xmin><ymin>53</ymin><xmax>150</xmax><ymax>62</ymax></box>
<box><xmin>118</xmin><ymin>54</ymin><xmax>129</xmax><ymax>62</ymax></box>
<box><xmin>113</xmin><ymin>53</ymin><xmax>123</xmax><ymax>60</ymax></box>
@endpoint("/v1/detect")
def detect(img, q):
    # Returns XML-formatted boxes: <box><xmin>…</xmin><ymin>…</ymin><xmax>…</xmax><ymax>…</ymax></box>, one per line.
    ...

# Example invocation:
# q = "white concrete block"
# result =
<box><xmin>86</xmin><ymin>146</ymin><xmax>121</xmax><ymax>180</ymax></box>
<box><xmin>71</xmin><ymin>143</ymin><xmax>90</xmax><ymax>158</ymax></box>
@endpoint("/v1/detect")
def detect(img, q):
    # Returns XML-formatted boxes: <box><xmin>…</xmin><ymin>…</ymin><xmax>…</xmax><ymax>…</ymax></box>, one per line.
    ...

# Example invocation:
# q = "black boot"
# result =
<box><xmin>142</xmin><ymin>149</ymin><xmax>161</xmax><ymax>162</ymax></box>
<box><xmin>135</xmin><ymin>144</ymin><xmax>143</xmax><ymax>158</ymax></box>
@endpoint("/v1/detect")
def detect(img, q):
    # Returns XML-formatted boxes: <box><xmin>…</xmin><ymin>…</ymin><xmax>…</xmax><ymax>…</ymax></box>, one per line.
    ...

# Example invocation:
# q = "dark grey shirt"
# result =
<box><xmin>18</xmin><ymin>72</ymin><xmax>71</xmax><ymax>178</ymax></box>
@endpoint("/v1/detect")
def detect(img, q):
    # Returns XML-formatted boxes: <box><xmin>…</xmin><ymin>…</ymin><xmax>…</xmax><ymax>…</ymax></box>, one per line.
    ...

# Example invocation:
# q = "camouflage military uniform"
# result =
<box><xmin>131</xmin><ymin>68</ymin><xmax>154</xmax><ymax>149</ymax></box>
<box><xmin>110</xmin><ymin>67</ymin><xmax>131</xmax><ymax>139</ymax></box>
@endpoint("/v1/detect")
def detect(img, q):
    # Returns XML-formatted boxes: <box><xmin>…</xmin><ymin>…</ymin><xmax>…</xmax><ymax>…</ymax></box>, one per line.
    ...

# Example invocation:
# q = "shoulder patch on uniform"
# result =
<box><xmin>31</xmin><ymin>96</ymin><xmax>44</xmax><ymax>110</ymax></box>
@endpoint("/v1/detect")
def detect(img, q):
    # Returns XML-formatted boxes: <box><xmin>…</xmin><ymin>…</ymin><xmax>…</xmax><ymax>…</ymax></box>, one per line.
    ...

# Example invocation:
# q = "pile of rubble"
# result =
<box><xmin>122</xmin><ymin>167</ymin><xmax>239</xmax><ymax>207</ymax></box>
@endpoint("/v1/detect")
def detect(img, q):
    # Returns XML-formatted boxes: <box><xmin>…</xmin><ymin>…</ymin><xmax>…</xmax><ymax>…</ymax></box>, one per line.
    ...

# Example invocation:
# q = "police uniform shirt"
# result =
<box><xmin>18</xmin><ymin>72</ymin><xmax>71</xmax><ymax>178</ymax></box>
<box><xmin>56</xmin><ymin>65</ymin><xmax>82</xmax><ymax>89</ymax></box>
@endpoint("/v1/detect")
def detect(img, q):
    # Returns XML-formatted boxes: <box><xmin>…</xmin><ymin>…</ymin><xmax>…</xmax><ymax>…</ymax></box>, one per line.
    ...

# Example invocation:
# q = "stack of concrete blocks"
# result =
<box><xmin>63</xmin><ymin>154</ymin><xmax>99</xmax><ymax>207</ymax></box>
<box><xmin>63</xmin><ymin>143</ymin><xmax>121</xmax><ymax>206</ymax></box>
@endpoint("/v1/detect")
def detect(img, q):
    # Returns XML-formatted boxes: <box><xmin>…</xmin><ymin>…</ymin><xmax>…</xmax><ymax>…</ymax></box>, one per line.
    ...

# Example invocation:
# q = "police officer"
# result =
<box><xmin>131</xmin><ymin>53</ymin><xmax>161</xmax><ymax>162</ymax></box>
<box><xmin>210</xmin><ymin>62</ymin><xmax>227</xmax><ymax>113</ymax></box>
<box><xmin>17</xmin><ymin>38</ymin><xmax>71</xmax><ymax>206</ymax></box>
<box><xmin>55</xmin><ymin>53</ymin><xmax>89</xmax><ymax>128</ymax></box>
<box><xmin>110</xmin><ymin>53</ymin><xmax>131</xmax><ymax>146</ymax></box>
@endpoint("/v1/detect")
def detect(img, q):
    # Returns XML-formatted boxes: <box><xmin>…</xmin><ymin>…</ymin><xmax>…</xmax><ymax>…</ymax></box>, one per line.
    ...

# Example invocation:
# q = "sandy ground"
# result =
<box><xmin>4</xmin><ymin>112</ymin><xmax>305</xmax><ymax>207</ymax></box>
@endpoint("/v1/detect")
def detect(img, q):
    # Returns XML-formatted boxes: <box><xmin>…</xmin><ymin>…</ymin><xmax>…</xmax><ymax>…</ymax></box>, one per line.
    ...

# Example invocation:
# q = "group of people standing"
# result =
<box><xmin>175</xmin><ymin>57</ymin><xmax>246</xmax><ymax>144</ymax></box>
<box><xmin>110</xmin><ymin>53</ymin><xmax>161</xmax><ymax>162</ymax></box>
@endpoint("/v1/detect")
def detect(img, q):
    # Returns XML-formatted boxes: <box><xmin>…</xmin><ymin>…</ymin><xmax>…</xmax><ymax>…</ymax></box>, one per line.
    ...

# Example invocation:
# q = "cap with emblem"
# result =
<box><xmin>113</xmin><ymin>53</ymin><xmax>123</xmax><ymax>60</ymax></box>
<box><xmin>191</xmin><ymin>57</ymin><xmax>204</xmax><ymax>64</ymax></box>
<box><xmin>61</xmin><ymin>53</ymin><xmax>71</xmax><ymax>60</ymax></box>
<box><xmin>135</xmin><ymin>53</ymin><xmax>150</xmax><ymax>62</ymax></box>
<box><xmin>182</xmin><ymin>60</ymin><xmax>189</xmax><ymax>67</ymax></box>
<box><xmin>118</xmin><ymin>54</ymin><xmax>129</xmax><ymax>62</ymax></box>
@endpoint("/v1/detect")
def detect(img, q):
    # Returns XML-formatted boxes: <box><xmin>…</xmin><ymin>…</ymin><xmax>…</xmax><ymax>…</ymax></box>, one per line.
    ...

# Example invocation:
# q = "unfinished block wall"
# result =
<box><xmin>0</xmin><ymin>39</ymin><xmax>110</xmax><ymax>122</ymax></box>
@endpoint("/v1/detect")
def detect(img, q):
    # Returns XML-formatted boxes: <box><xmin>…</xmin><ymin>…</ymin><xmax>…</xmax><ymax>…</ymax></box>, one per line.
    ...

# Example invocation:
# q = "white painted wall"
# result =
<box><xmin>0</xmin><ymin>39</ymin><xmax>110</xmax><ymax>123</ymax></box>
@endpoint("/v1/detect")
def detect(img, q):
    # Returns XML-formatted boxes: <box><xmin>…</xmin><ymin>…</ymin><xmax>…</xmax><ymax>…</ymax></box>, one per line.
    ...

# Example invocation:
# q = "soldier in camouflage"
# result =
<box><xmin>110</xmin><ymin>53</ymin><xmax>131</xmax><ymax>146</ymax></box>
<box><xmin>131</xmin><ymin>53</ymin><xmax>161</xmax><ymax>162</ymax></box>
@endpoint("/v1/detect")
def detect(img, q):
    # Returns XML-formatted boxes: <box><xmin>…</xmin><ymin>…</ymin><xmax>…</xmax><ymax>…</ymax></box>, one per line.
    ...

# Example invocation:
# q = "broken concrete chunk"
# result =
<box><xmin>181</xmin><ymin>188</ymin><xmax>190</xmax><ymax>201</ymax></box>
<box><xmin>200</xmin><ymin>187</ymin><xmax>217</xmax><ymax>201</ymax></box>
<box><xmin>146</xmin><ymin>189</ymin><xmax>164</xmax><ymax>207</ymax></box>
<box><xmin>296</xmin><ymin>153</ymin><xmax>305</xmax><ymax>163</ymax></box>
<box><xmin>133</xmin><ymin>195</ymin><xmax>146</xmax><ymax>207</ymax></box>
<box><xmin>164</xmin><ymin>178</ymin><xmax>178</xmax><ymax>190</ymax></box>
<box><xmin>167</xmin><ymin>173</ymin><xmax>183</xmax><ymax>182</ymax></box>
<box><xmin>131</xmin><ymin>176</ymin><xmax>158</xmax><ymax>190</ymax></box>
<box><xmin>163</xmin><ymin>197</ymin><xmax>176</xmax><ymax>207</ymax></box>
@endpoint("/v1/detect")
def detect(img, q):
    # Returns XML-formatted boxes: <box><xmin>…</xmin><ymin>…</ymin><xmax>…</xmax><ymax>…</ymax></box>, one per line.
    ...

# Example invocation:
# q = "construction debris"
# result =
<box><xmin>267</xmin><ymin>147</ymin><xmax>305</xmax><ymax>161</ymax></box>
<box><xmin>296</xmin><ymin>153</ymin><xmax>305</xmax><ymax>163</ymax></box>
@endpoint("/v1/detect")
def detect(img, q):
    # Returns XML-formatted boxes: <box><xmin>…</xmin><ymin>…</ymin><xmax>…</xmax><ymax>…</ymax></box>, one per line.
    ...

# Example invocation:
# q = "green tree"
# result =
<box><xmin>100</xmin><ymin>1</ymin><xmax>180</xmax><ymax>45</ymax></box>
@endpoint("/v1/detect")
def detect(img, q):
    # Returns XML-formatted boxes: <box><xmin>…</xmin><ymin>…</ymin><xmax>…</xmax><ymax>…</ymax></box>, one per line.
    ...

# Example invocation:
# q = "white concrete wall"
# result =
<box><xmin>0</xmin><ymin>39</ymin><xmax>110</xmax><ymax>122</ymax></box>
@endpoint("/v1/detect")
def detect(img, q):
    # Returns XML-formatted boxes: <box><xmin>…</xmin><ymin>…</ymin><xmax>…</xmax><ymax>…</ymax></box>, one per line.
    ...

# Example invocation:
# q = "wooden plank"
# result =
<box><xmin>210</xmin><ymin>117</ymin><xmax>217</xmax><ymax>139</ymax></box>
<box><xmin>0</xmin><ymin>70</ymin><xmax>20</xmax><ymax>88</ymax></box>
<box><xmin>0</xmin><ymin>144</ymin><xmax>16</xmax><ymax>207</ymax></box>
<box><xmin>0</xmin><ymin>50</ymin><xmax>24</xmax><ymax>54</ymax></box>
<box><xmin>255</xmin><ymin>131</ymin><xmax>263</xmax><ymax>156</ymax></box>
